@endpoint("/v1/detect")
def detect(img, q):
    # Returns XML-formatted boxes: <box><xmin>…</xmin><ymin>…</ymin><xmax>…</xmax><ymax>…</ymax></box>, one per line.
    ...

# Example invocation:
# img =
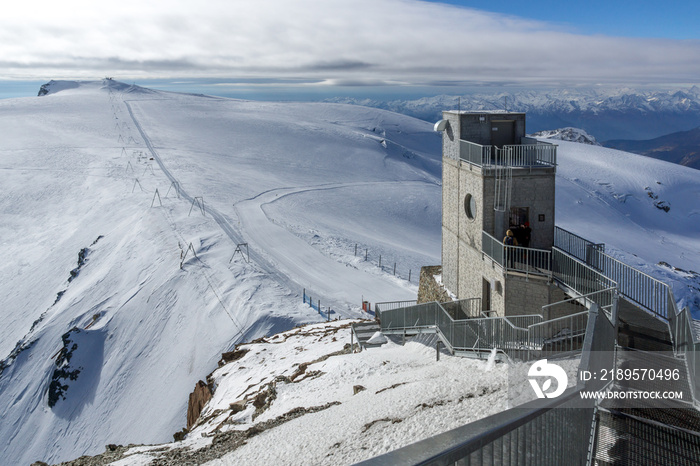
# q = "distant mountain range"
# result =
<box><xmin>326</xmin><ymin>87</ymin><xmax>700</xmax><ymax>141</ymax></box>
<box><xmin>604</xmin><ymin>126</ymin><xmax>700</xmax><ymax>170</ymax></box>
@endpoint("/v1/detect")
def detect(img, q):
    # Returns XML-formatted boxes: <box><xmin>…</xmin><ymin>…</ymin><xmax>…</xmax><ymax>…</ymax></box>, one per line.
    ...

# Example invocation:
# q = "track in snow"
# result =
<box><xmin>123</xmin><ymin>100</ymin><xmax>417</xmax><ymax>315</ymax></box>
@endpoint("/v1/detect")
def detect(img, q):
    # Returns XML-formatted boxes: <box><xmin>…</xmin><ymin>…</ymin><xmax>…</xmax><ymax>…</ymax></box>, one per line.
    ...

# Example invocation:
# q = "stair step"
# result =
<box><xmin>595</xmin><ymin>409</ymin><xmax>700</xmax><ymax>466</ymax></box>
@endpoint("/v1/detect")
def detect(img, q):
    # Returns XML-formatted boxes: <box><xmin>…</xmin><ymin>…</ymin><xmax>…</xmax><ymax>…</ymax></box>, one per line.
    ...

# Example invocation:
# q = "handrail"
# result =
<box><xmin>502</xmin><ymin>143</ymin><xmax>557</xmax><ymax>167</ymax></box>
<box><xmin>482</xmin><ymin>230</ymin><xmax>552</xmax><ymax>277</ymax></box>
<box><xmin>458</xmin><ymin>140</ymin><xmax>556</xmax><ymax>168</ymax></box>
<box><xmin>380</xmin><ymin>298</ymin><xmax>588</xmax><ymax>362</ymax></box>
<box><xmin>374</xmin><ymin>300</ymin><xmax>417</xmax><ymax>315</ymax></box>
<box><xmin>555</xmin><ymin>226</ymin><xmax>670</xmax><ymax>320</ymax></box>
<box><xmin>594</xmin><ymin>248</ymin><xmax>669</xmax><ymax>319</ymax></box>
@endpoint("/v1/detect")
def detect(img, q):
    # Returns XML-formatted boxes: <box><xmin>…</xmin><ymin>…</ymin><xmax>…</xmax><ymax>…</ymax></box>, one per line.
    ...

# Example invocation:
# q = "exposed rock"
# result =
<box><xmin>417</xmin><ymin>265</ymin><xmax>451</xmax><ymax>304</ymax></box>
<box><xmin>229</xmin><ymin>400</ymin><xmax>247</xmax><ymax>413</ymax></box>
<box><xmin>48</xmin><ymin>328</ymin><xmax>83</xmax><ymax>408</ymax></box>
<box><xmin>353</xmin><ymin>385</ymin><xmax>366</xmax><ymax>395</ymax></box>
<box><xmin>219</xmin><ymin>347</ymin><xmax>249</xmax><ymax>367</ymax></box>
<box><xmin>173</xmin><ymin>429</ymin><xmax>188</xmax><ymax>442</ymax></box>
<box><xmin>186</xmin><ymin>380</ymin><xmax>213</xmax><ymax>430</ymax></box>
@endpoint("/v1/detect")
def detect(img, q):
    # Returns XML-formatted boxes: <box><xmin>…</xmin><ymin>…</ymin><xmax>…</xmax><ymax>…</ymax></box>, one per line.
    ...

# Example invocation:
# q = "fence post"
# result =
<box><xmin>436</xmin><ymin>340</ymin><xmax>441</xmax><ymax>361</ymax></box>
<box><xmin>355</xmin><ymin>244</ymin><xmax>357</xmax><ymax>256</ymax></box>
<box><xmin>379</xmin><ymin>255</ymin><xmax>382</xmax><ymax>268</ymax></box>
<box><xmin>393</xmin><ymin>263</ymin><xmax>396</xmax><ymax>275</ymax></box>
<box><xmin>409</xmin><ymin>270</ymin><xmax>412</xmax><ymax>282</ymax></box>
<box><xmin>365</xmin><ymin>249</ymin><xmax>368</xmax><ymax>261</ymax></box>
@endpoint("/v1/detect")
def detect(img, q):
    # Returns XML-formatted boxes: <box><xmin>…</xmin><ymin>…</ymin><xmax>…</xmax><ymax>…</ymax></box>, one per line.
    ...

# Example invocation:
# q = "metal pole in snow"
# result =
<box><xmin>393</xmin><ymin>263</ymin><xmax>396</xmax><ymax>275</ymax></box>
<box><xmin>355</xmin><ymin>244</ymin><xmax>357</xmax><ymax>256</ymax></box>
<box><xmin>365</xmin><ymin>249</ymin><xmax>368</xmax><ymax>261</ymax></box>
<box><xmin>409</xmin><ymin>270</ymin><xmax>412</xmax><ymax>282</ymax></box>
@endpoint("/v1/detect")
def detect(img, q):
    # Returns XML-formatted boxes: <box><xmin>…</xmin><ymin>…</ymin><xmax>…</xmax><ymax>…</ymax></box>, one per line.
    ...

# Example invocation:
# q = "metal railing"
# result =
<box><xmin>554</xmin><ymin>226</ymin><xmax>605</xmax><ymax>268</ymax></box>
<box><xmin>668</xmin><ymin>292</ymin><xmax>700</xmax><ymax>407</ymax></box>
<box><xmin>458</xmin><ymin>140</ymin><xmax>556</xmax><ymax>168</ymax></box>
<box><xmin>379</xmin><ymin>301</ymin><xmax>442</xmax><ymax>333</ymax></box>
<box><xmin>552</xmin><ymin>248</ymin><xmax>617</xmax><ymax>300</ymax></box>
<box><xmin>361</xmin><ymin>304</ymin><xmax>616</xmax><ymax>466</ymax></box>
<box><xmin>441</xmin><ymin>298</ymin><xmax>482</xmax><ymax>319</ymax></box>
<box><xmin>555</xmin><ymin>226</ymin><xmax>669</xmax><ymax>320</ymax></box>
<box><xmin>592</xmin><ymin>249</ymin><xmax>669</xmax><ymax>320</ymax></box>
<box><xmin>482</xmin><ymin>231</ymin><xmax>552</xmax><ymax>278</ymax></box>
<box><xmin>482</xmin><ymin>231</ymin><xmax>505</xmax><ymax>266</ymax></box>
<box><xmin>374</xmin><ymin>300</ymin><xmax>417</xmax><ymax>315</ymax></box>
<box><xmin>502</xmin><ymin>143</ymin><xmax>557</xmax><ymax>167</ymax></box>
<box><xmin>379</xmin><ymin>298</ymin><xmax>594</xmax><ymax>362</ymax></box>
<box><xmin>459</xmin><ymin>140</ymin><xmax>492</xmax><ymax>165</ymax></box>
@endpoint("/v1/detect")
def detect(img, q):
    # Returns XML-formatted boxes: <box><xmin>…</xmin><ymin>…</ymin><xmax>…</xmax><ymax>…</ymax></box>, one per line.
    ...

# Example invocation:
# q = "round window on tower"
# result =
<box><xmin>465</xmin><ymin>193</ymin><xmax>477</xmax><ymax>220</ymax></box>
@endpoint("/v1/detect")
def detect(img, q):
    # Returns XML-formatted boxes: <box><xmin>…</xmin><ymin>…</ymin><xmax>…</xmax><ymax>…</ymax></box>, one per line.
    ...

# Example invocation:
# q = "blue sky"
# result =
<box><xmin>424</xmin><ymin>0</ymin><xmax>700</xmax><ymax>39</ymax></box>
<box><xmin>1</xmin><ymin>0</ymin><xmax>698</xmax><ymax>100</ymax></box>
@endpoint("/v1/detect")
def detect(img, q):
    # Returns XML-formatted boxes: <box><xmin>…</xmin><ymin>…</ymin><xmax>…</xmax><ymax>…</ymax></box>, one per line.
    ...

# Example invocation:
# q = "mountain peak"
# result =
<box><xmin>530</xmin><ymin>127</ymin><xmax>600</xmax><ymax>145</ymax></box>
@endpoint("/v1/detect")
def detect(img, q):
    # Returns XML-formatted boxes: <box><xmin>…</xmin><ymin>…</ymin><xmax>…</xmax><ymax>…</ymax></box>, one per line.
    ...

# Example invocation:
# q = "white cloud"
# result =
<box><xmin>2</xmin><ymin>0</ymin><xmax>699</xmax><ymax>85</ymax></box>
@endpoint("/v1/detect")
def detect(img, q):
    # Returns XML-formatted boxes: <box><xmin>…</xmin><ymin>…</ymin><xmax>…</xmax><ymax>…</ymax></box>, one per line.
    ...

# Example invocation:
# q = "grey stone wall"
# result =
<box><xmin>417</xmin><ymin>265</ymin><xmax>452</xmax><ymax>304</ymax></box>
<box><xmin>441</xmin><ymin>112</ymin><xmax>461</xmax><ymax>161</ymax></box>
<box><xmin>458</xmin><ymin>164</ymin><xmax>485</xmax><ymax>252</ymax></box>
<box><xmin>508</xmin><ymin>170</ymin><xmax>556</xmax><ymax>250</ymax></box>
<box><xmin>442</xmin><ymin>154</ymin><xmax>460</xmax><ymax>295</ymax></box>
<box><xmin>504</xmin><ymin>275</ymin><xmax>552</xmax><ymax>316</ymax></box>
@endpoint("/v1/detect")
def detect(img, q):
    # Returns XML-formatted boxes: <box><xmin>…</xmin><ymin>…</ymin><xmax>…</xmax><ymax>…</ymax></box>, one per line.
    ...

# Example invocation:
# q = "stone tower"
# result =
<box><xmin>436</xmin><ymin>111</ymin><xmax>558</xmax><ymax>317</ymax></box>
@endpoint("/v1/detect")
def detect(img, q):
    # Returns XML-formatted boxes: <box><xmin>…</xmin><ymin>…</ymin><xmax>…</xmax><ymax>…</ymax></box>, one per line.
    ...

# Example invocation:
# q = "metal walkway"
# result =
<box><xmin>362</xmin><ymin>226</ymin><xmax>700</xmax><ymax>465</ymax></box>
<box><xmin>350</xmin><ymin>321</ymin><xmax>384</xmax><ymax>350</ymax></box>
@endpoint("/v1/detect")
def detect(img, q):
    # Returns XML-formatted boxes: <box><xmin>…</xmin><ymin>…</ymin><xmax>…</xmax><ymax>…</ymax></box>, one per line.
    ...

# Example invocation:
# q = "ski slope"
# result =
<box><xmin>0</xmin><ymin>80</ymin><xmax>697</xmax><ymax>465</ymax></box>
<box><xmin>0</xmin><ymin>80</ymin><xmax>441</xmax><ymax>465</ymax></box>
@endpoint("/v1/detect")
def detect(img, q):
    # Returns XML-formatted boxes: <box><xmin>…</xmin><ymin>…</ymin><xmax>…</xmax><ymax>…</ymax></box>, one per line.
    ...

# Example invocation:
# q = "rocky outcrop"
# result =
<box><xmin>417</xmin><ymin>266</ymin><xmax>451</xmax><ymax>304</ymax></box>
<box><xmin>186</xmin><ymin>380</ymin><xmax>213</xmax><ymax>430</ymax></box>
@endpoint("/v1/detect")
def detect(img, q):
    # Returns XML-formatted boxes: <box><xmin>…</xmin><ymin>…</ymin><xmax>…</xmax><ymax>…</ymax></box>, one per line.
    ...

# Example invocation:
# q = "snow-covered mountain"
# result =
<box><xmin>0</xmin><ymin>80</ymin><xmax>440</xmax><ymax>465</ymax></box>
<box><xmin>530</xmin><ymin>127</ymin><xmax>601</xmax><ymax>145</ymax></box>
<box><xmin>1</xmin><ymin>81</ymin><xmax>698</xmax><ymax>465</ymax></box>
<box><xmin>327</xmin><ymin>86</ymin><xmax>700</xmax><ymax>141</ymax></box>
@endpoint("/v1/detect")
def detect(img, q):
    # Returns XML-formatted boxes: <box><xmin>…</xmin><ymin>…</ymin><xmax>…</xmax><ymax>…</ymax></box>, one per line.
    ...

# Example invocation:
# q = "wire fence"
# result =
<box><xmin>353</xmin><ymin>244</ymin><xmax>415</xmax><ymax>282</ymax></box>
<box><xmin>302</xmin><ymin>288</ymin><xmax>331</xmax><ymax>321</ymax></box>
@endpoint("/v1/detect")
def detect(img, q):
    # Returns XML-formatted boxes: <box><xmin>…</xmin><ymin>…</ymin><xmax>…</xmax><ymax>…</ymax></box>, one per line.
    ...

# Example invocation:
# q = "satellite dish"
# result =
<box><xmin>434</xmin><ymin>119</ymin><xmax>448</xmax><ymax>132</ymax></box>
